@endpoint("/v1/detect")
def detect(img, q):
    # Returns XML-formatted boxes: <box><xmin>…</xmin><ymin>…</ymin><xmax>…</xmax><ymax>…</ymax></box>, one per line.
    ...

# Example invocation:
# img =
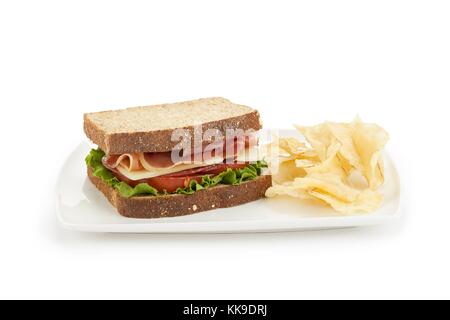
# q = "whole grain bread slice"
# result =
<box><xmin>88</xmin><ymin>167</ymin><xmax>272</xmax><ymax>218</ymax></box>
<box><xmin>84</xmin><ymin>97</ymin><xmax>262</xmax><ymax>154</ymax></box>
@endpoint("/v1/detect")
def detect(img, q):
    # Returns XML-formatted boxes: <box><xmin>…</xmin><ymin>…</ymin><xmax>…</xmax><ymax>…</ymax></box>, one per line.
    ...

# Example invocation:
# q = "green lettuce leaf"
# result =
<box><xmin>115</xmin><ymin>182</ymin><xmax>158</xmax><ymax>197</ymax></box>
<box><xmin>85</xmin><ymin>148</ymin><xmax>267</xmax><ymax>198</ymax></box>
<box><xmin>85</xmin><ymin>148</ymin><xmax>120</xmax><ymax>187</ymax></box>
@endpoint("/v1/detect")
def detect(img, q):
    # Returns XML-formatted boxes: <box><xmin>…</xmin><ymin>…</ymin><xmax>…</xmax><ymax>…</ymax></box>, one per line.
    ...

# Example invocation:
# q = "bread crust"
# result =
<box><xmin>83</xmin><ymin>98</ymin><xmax>262</xmax><ymax>154</ymax></box>
<box><xmin>87</xmin><ymin>167</ymin><xmax>272</xmax><ymax>218</ymax></box>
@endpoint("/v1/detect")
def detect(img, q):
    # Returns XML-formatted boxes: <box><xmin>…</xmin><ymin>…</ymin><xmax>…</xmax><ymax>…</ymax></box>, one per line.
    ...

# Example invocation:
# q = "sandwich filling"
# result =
<box><xmin>86</xmin><ymin>135</ymin><xmax>267</xmax><ymax>197</ymax></box>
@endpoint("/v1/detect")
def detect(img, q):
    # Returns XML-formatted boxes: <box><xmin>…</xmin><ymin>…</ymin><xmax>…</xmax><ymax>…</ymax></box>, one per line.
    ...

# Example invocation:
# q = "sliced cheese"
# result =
<box><xmin>117</xmin><ymin>162</ymin><xmax>213</xmax><ymax>180</ymax></box>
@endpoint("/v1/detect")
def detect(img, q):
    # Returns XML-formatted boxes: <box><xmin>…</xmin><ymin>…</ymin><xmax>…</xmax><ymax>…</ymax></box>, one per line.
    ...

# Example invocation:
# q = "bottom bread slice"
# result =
<box><xmin>87</xmin><ymin>167</ymin><xmax>272</xmax><ymax>218</ymax></box>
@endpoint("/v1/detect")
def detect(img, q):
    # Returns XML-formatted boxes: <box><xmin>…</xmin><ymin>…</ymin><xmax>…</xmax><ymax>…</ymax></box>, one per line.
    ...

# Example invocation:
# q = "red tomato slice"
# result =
<box><xmin>112</xmin><ymin>163</ymin><xmax>248</xmax><ymax>193</ymax></box>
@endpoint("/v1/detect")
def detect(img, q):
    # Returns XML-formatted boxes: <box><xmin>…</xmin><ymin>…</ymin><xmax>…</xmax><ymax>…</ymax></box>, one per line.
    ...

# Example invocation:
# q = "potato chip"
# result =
<box><xmin>265</xmin><ymin>182</ymin><xmax>312</xmax><ymax>200</ymax></box>
<box><xmin>278</xmin><ymin>137</ymin><xmax>308</xmax><ymax>155</ymax></box>
<box><xmin>308</xmin><ymin>188</ymin><xmax>383</xmax><ymax>214</ymax></box>
<box><xmin>267</xmin><ymin>135</ymin><xmax>320</xmax><ymax>179</ymax></box>
<box><xmin>325</xmin><ymin>122</ymin><xmax>361</xmax><ymax>174</ymax></box>
<box><xmin>293</xmin><ymin>173</ymin><xmax>359</xmax><ymax>202</ymax></box>
<box><xmin>272</xmin><ymin>159</ymin><xmax>307</xmax><ymax>184</ymax></box>
<box><xmin>296</xmin><ymin>118</ymin><xmax>389</xmax><ymax>189</ymax></box>
<box><xmin>294</xmin><ymin>124</ymin><xmax>334</xmax><ymax>161</ymax></box>
<box><xmin>266</xmin><ymin>118</ymin><xmax>389</xmax><ymax>214</ymax></box>
<box><xmin>303</xmin><ymin>147</ymin><xmax>346</xmax><ymax>177</ymax></box>
<box><xmin>299</xmin><ymin>149</ymin><xmax>320</xmax><ymax>160</ymax></box>
<box><xmin>295</xmin><ymin>159</ymin><xmax>316</xmax><ymax>168</ymax></box>
<box><xmin>295</xmin><ymin>123</ymin><xmax>354</xmax><ymax>176</ymax></box>
<box><xmin>351</xmin><ymin>118</ymin><xmax>389</xmax><ymax>189</ymax></box>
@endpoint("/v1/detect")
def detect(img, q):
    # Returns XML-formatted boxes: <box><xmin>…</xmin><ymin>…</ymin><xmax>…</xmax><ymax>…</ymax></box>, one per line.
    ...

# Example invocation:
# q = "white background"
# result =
<box><xmin>0</xmin><ymin>0</ymin><xmax>449</xmax><ymax>299</ymax></box>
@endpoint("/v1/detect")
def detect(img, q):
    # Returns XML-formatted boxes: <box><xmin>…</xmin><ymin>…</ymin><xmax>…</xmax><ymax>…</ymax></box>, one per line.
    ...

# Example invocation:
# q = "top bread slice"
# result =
<box><xmin>84</xmin><ymin>97</ymin><xmax>262</xmax><ymax>154</ymax></box>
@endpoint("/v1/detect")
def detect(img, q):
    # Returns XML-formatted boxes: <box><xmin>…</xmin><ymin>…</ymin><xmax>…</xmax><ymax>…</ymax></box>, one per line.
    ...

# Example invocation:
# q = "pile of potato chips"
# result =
<box><xmin>265</xmin><ymin>118</ymin><xmax>389</xmax><ymax>214</ymax></box>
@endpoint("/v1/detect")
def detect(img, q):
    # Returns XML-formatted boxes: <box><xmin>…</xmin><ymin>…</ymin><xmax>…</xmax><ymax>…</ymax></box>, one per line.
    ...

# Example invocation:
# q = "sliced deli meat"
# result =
<box><xmin>103</xmin><ymin>153</ymin><xmax>143</xmax><ymax>171</ymax></box>
<box><xmin>103</xmin><ymin>135</ymin><xmax>260</xmax><ymax>180</ymax></box>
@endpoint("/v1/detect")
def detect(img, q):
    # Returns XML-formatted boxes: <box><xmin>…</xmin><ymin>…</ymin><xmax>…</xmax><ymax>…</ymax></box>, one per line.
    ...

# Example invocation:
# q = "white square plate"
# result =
<box><xmin>56</xmin><ymin>130</ymin><xmax>401</xmax><ymax>233</ymax></box>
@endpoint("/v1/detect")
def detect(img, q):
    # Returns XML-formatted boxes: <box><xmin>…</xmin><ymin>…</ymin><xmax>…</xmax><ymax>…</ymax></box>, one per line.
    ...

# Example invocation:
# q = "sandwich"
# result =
<box><xmin>83</xmin><ymin>97</ymin><xmax>272</xmax><ymax>218</ymax></box>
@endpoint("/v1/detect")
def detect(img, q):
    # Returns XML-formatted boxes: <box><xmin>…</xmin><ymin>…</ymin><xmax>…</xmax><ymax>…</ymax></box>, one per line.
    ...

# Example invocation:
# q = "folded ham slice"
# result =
<box><xmin>103</xmin><ymin>153</ymin><xmax>143</xmax><ymax>171</ymax></box>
